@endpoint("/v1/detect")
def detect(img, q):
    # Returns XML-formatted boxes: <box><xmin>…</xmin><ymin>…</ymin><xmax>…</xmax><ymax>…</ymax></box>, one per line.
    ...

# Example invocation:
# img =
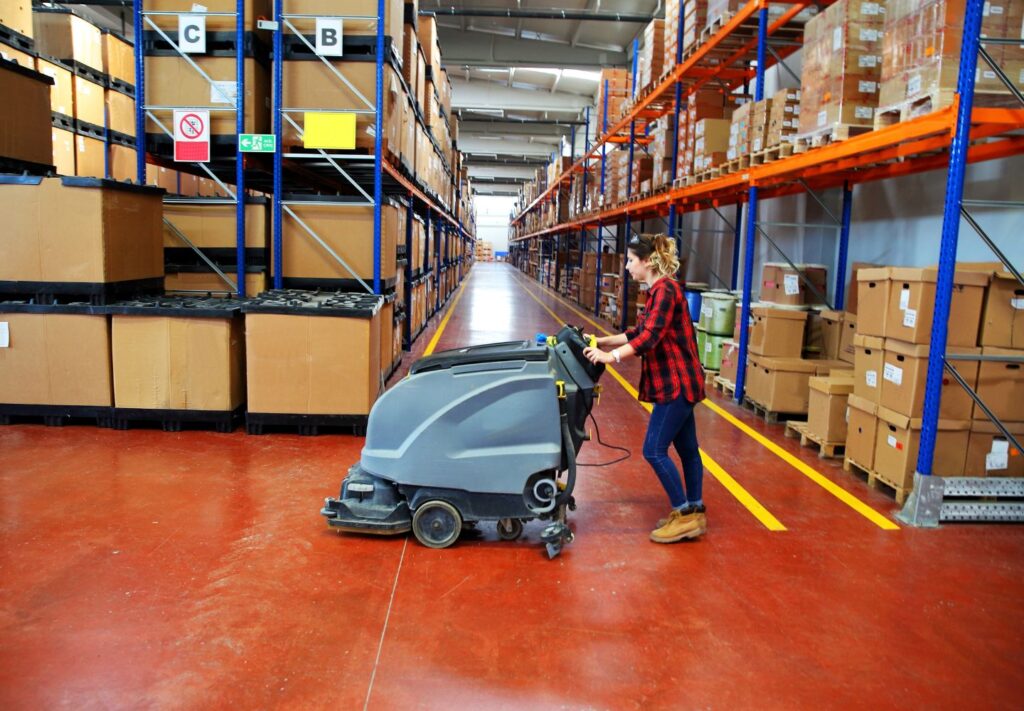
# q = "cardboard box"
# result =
<box><xmin>874</xmin><ymin>406</ymin><xmax>970</xmax><ymax>488</ymax></box>
<box><xmin>743</xmin><ymin>352</ymin><xmax>766</xmax><ymax>404</ymax></box>
<box><xmin>856</xmin><ymin>267</ymin><xmax>891</xmax><ymax>336</ymax></box>
<box><xmin>853</xmin><ymin>334</ymin><xmax>884</xmax><ymax>403</ymax></box>
<box><xmin>751</xmin><ymin>356</ymin><xmax>819</xmax><ymax>413</ymax></box>
<box><xmin>277</xmin><ymin>201</ymin><xmax>399</xmax><ymax>285</ymax></box>
<box><xmin>820</xmin><ymin>309</ymin><xmax>844</xmax><ymax>360</ymax></box>
<box><xmin>105</xmin><ymin>89</ymin><xmax>135</xmax><ymax>137</ymax></box>
<box><xmin>980</xmin><ymin>270</ymin><xmax>1024</xmax><ymax>348</ymax></box>
<box><xmin>839</xmin><ymin>311</ymin><xmax>857</xmax><ymax>363</ymax></box>
<box><xmin>975</xmin><ymin>347</ymin><xmax>1024</xmax><ymax>422</ymax></box>
<box><xmin>0</xmin><ymin>176</ymin><xmax>164</xmax><ymax>285</ymax></box>
<box><xmin>808</xmin><ymin>375</ymin><xmax>855</xmax><ymax>443</ymax></box>
<box><xmin>280</xmin><ymin>60</ymin><xmax>401</xmax><ymax>153</ymax></box>
<box><xmin>965</xmin><ymin>420</ymin><xmax>1024</xmax><ymax>477</ymax></box>
<box><xmin>244</xmin><ymin>309</ymin><xmax>382</xmax><ymax>416</ymax></box>
<box><xmin>102</xmin><ymin>31</ymin><xmax>134</xmax><ymax>86</ymax></box>
<box><xmin>719</xmin><ymin>339</ymin><xmax>740</xmax><ymax>383</ymax></box>
<box><xmin>74</xmin><ymin>134</ymin><xmax>105</xmax><ymax>178</ymax></box>
<box><xmin>145</xmin><ymin>56</ymin><xmax>270</xmax><ymax>136</ymax></box>
<box><xmin>880</xmin><ymin>340</ymin><xmax>980</xmax><ymax>419</ymax></box>
<box><xmin>0</xmin><ymin>41</ymin><xmax>33</xmax><ymax>69</ymax></box>
<box><xmin>845</xmin><ymin>394</ymin><xmax>878</xmax><ymax>469</ymax></box>
<box><xmin>0</xmin><ymin>0</ymin><xmax>33</xmax><ymax>39</ymax></box>
<box><xmin>748</xmin><ymin>306</ymin><xmax>808</xmax><ymax>357</ymax></box>
<box><xmin>0</xmin><ymin>59</ymin><xmax>53</xmax><ymax>167</ymax></box>
<box><xmin>0</xmin><ymin>308</ymin><xmax>113</xmax><ymax>406</ymax></box>
<box><xmin>143</xmin><ymin>0</ymin><xmax>272</xmax><ymax>32</ymax></box>
<box><xmin>51</xmin><ymin>127</ymin><xmax>75</xmax><ymax>175</ymax></box>
<box><xmin>33</xmin><ymin>10</ymin><xmax>103</xmax><ymax>72</ymax></box>
<box><xmin>761</xmin><ymin>263</ymin><xmax>828</xmax><ymax>306</ymax></box>
<box><xmin>885</xmin><ymin>267</ymin><xmax>988</xmax><ymax>346</ymax></box>
<box><xmin>112</xmin><ymin>311</ymin><xmax>245</xmax><ymax>411</ymax></box>
<box><xmin>844</xmin><ymin>261</ymin><xmax>880</xmax><ymax>314</ymax></box>
<box><xmin>108</xmin><ymin>144</ymin><xmax>137</xmax><ymax>182</ymax></box>
<box><xmin>35</xmin><ymin>58</ymin><xmax>74</xmax><ymax>117</ymax></box>
<box><xmin>163</xmin><ymin>201</ymin><xmax>269</xmax><ymax>252</ymax></box>
<box><xmin>73</xmin><ymin>74</ymin><xmax>104</xmax><ymax>126</ymax></box>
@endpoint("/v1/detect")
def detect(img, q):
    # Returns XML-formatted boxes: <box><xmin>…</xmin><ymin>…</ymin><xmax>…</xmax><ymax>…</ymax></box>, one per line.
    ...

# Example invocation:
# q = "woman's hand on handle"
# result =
<box><xmin>583</xmin><ymin>346</ymin><xmax>615</xmax><ymax>365</ymax></box>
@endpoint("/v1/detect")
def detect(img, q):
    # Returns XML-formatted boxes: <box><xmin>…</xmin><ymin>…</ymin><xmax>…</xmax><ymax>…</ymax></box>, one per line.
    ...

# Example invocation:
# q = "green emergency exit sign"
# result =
<box><xmin>239</xmin><ymin>134</ymin><xmax>276</xmax><ymax>152</ymax></box>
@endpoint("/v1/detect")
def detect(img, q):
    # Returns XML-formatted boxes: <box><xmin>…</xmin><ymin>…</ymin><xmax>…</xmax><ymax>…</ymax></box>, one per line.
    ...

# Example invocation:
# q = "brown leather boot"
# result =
<box><xmin>658</xmin><ymin>505</ymin><xmax>706</xmax><ymax>529</ymax></box>
<box><xmin>650</xmin><ymin>509</ymin><xmax>703</xmax><ymax>543</ymax></box>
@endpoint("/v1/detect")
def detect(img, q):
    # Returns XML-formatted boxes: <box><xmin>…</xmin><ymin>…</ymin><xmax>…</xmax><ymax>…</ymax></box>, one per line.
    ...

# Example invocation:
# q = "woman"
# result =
<box><xmin>583</xmin><ymin>233</ymin><xmax>707</xmax><ymax>543</ymax></box>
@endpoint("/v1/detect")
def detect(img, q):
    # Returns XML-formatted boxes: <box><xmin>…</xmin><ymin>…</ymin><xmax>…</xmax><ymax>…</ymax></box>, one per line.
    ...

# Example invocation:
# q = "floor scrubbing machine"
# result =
<box><xmin>321</xmin><ymin>325</ymin><xmax>604</xmax><ymax>558</ymax></box>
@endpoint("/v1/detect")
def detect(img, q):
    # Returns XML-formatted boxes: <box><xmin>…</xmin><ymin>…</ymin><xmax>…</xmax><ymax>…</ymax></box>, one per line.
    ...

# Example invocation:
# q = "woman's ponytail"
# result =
<box><xmin>648</xmin><ymin>234</ymin><xmax>680</xmax><ymax>278</ymax></box>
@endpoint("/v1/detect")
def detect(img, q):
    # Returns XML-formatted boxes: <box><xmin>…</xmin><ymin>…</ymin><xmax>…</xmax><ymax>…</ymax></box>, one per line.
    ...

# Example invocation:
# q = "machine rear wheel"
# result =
<box><xmin>412</xmin><ymin>500</ymin><xmax>463</xmax><ymax>549</ymax></box>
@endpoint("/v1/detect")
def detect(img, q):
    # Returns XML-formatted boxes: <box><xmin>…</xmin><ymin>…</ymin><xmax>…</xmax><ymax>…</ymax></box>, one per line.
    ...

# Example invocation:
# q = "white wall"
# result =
<box><xmin>474</xmin><ymin>195</ymin><xmax>517</xmax><ymax>253</ymax></box>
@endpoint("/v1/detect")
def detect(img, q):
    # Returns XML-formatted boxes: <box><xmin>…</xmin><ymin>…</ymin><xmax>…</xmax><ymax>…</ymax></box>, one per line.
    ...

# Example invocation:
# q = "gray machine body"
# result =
<box><xmin>359</xmin><ymin>344</ymin><xmax>563</xmax><ymax>494</ymax></box>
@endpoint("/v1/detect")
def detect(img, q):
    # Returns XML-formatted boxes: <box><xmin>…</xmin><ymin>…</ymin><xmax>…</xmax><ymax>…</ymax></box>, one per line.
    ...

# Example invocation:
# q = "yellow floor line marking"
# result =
<box><xmin>510</xmin><ymin>266</ymin><xmax>898</xmax><ymax>531</ymax></box>
<box><xmin>513</xmin><ymin>268</ymin><xmax>786</xmax><ymax>532</ymax></box>
<box><xmin>424</xmin><ymin>271</ymin><xmax>471</xmax><ymax>356</ymax></box>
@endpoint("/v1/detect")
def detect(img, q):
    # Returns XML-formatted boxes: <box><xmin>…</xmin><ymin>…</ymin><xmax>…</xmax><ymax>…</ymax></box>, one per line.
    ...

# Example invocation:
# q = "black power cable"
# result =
<box><xmin>577</xmin><ymin>411</ymin><xmax>632</xmax><ymax>467</ymax></box>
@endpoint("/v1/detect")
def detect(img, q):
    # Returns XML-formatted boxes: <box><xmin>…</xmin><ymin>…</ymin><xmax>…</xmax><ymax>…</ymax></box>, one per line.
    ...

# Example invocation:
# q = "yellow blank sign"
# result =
<box><xmin>304</xmin><ymin>112</ymin><xmax>356</xmax><ymax>149</ymax></box>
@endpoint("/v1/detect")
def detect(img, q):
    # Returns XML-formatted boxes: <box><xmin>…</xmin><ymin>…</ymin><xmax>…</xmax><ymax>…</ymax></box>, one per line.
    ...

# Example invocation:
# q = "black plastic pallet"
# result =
<box><xmin>245</xmin><ymin>412</ymin><xmax>369</xmax><ymax>436</ymax></box>
<box><xmin>75</xmin><ymin>118</ymin><xmax>106</xmax><ymax>140</ymax></box>
<box><xmin>107</xmin><ymin>77</ymin><xmax>135</xmax><ymax>97</ymax></box>
<box><xmin>280</xmin><ymin>276</ymin><xmax>399</xmax><ymax>292</ymax></box>
<box><xmin>0</xmin><ymin>404</ymin><xmax>114</xmax><ymax>428</ymax></box>
<box><xmin>164</xmin><ymin>247</ymin><xmax>268</xmax><ymax>270</ymax></box>
<box><xmin>0</xmin><ymin>155</ymin><xmax>55</xmax><ymax>177</ymax></box>
<box><xmin>279</xmin><ymin>34</ymin><xmax>399</xmax><ymax>64</ymax></box>
<box><xmin>142</xmin><ymin>31</ymin><xmax>270</xmax><ymax>62</ymax></box>
<box><xmin>0</xmin><ymin>23</ymin><xmax>33</xmax><ymax>51</ymax></box>
<box><xmin>0</xmin><ymin>278</ymin><xmax>165</xmax><ymax>305</ymax></box>
<box><xmin>108</xmin><ymin>129</ymin><xmax>137</xmax><ymax>148</ymax></box>
<box><xmin>112</xmin><ymin>406</ymin><xmax>243</xmax><ymax>433</ymax></box>
<box><xmin>56</xmin><ymin>59</ymin><xmax>106</xmax><ymax>85</ymax></box>
<box><xmin>51</xmin><ymin>112</ymin><xmax>74</xmax><ymax>131</ymax></box>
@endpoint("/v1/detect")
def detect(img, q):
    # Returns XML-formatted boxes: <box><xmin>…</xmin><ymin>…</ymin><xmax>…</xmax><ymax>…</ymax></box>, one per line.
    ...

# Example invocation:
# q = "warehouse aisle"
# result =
<box><xmin>2</xmin><ymin>262</ymin><xmax>1023</xmax><ymax>709</ymax></box>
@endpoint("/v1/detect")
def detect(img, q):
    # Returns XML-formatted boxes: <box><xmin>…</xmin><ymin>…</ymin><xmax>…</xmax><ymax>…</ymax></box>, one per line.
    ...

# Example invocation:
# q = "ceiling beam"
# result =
<box><xmin>424</xmin><ymin>7</ymin><xmax>653</xmax><ymax>22</ymax></box>
<box><xmin>467</xmin><ymin>164</ymin><xmax>540</xmax><ymax>180</ymax></box>
<box><xmin>437</xmin><ymin>27</ymin><xmax>627</xmax><ymax>68</ymax></box>
<box><xmin>458</xmin><ymin>136</ymin><xmax>559</xmax><ymax>158</ymax></box>
<box><xmin>451</xmin><ymin>77</ymin><xmax>593</xmax><ymax>113</ymax></box>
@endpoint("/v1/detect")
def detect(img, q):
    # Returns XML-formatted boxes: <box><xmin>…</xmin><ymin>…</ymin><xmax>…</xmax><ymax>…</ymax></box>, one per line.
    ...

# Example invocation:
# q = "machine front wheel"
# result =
<box><xmin>496</xmin><ymin>518</ymin><xmax>524</xmax><ymax>541</ymax></box>
<box><xmin>412</xmin><ymin>500</ymin><xmax>463</xmax><ymax>549</ymax></box>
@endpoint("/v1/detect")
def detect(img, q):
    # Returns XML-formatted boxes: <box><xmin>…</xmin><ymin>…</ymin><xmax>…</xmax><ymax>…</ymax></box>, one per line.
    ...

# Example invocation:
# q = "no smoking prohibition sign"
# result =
<box><xmin>173</xmin><ymin>109</ymin><xmax>211</xmax><ymax>162</ymax></box>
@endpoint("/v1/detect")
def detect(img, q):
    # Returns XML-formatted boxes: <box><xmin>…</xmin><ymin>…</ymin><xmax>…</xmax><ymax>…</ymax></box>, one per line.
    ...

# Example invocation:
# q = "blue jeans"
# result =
<box><xmin>643</xmin><ymin>393</ymin><xmax>704</xmax><ymax>509</ymax></box>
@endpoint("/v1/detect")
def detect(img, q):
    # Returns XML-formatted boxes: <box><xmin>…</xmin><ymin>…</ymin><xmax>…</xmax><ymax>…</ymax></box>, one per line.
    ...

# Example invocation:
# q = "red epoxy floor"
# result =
<box><xmin>2</xmin><ymin>262</ymin><xmax>1023</xmax><ymax>709</ymax></box>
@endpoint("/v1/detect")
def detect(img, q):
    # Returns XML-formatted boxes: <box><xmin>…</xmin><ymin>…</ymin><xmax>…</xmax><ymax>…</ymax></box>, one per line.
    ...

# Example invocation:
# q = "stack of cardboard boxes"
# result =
<box><xmin>845</xmin><ymin>264</ymin><xmax>1023</xmax><ymax>492</ymax></box>
<box><xmin>877</xmin><ymin>0</ymin><xmax>1024</xmax><ymax>123</ymax></box>
<box><xmin>595</xmin><ymin>68</ymin><xmax>631</xmax><ymax>125</ymax></box>
<box><xmin>637</xmin><ymin>19</ymin><xmax>666</xmax><ymax>93</ymax></box>
<box><xmin>766</xmin><ymin>88</ymin><xmax>801</xmax><ymax>150</ymax></box>
<box><xmin>682</xmin><ymin>1</ymin><xmax>711</xmax><ymax>53</ymax></box>
<box><xmin>797</xmin><ymin>0</ymin><xmax>885</xmax><ymax>140</ymax></box>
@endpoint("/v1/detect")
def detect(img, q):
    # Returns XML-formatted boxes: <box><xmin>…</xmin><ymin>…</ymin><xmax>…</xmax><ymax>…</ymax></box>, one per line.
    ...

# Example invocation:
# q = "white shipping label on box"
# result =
<box><xmin>784</xmin><ymin>273</ymin><xmax>800</xmax><ymax>295</ymax></box>
<box><xmin>899</xmin><ymin>286</ymin><xmax>911</xmax><ymax>310</ymax></box>
<box><xmin>992</xmin><ymin>440</ymin><xmax>1010</xmax><ymax>455</ymax></box>
<box><xmin>210</xmin><ymin>81</ymin><xmax>237</xmax><ymax>104</ymax></box>
<box><xmin>862</xmin><ymin>2</ymin><xmax>882</xmax><ymax>15</ymax></box>
<box><xmin>833</xmin><ymin>27</ymin><xmax>844</xmax><ymax>51</ymax></box>
<box><xmin>817</xmin><ymin>110</ymin><xmax>828</xmax><ymax>127</ymax></box>
<box><xmin>0</xmin><ymin>321</ymin><xmax>8</xmax><ymax>348</ymax></box>
<box><xmin>1011</xmin><ymin>297</ymin><xmax>1024</xmax><ymax>310</ymax></box>
<box><xmin>315</xmin><ymin>18</ymin><xmax>344</xmax><ymax>56</ymax></box>
<box><xmin>986</xmin><ymin>452</ymin><xmax>1009</xmax><ymax>471</ymax></box>
<box><xmin>845</xmin><ymin>406</ymin><xmax>850</xmax><ymax>423</ymax></box>
<box><xmin>907</xmin><ymin>74</ymin><xmax>922</xmax><ymax>97</ymax></box>
<box><xmin>859</xmin><ymin>81</ymin><xmax>878</xmax><ymax>93</ymax></box>
<box><xmin>855</xmin><ymin>106</ymin><xmax>874</xmax><ymax>119</ymax></box>
<box><xmin>859</xmin><ymin>55</ymin><xmax>879</xmax><ymax>68</ymax></box>
<box><xmin>866</xmin><ymin>370</ymin><xmax>878</xmax><ymax>388</ymax></box>
<box><xmin>883</xmin><ymin>363</ymin><xmax>903</xmax><ymax>385</ymax></box>
<box><xmin>903</xmin><ymin>308</ymin><xmax>917</xmax><ymax>328</ymax></box>
<box><xmin>887</xmin><ymin>434</ymin><xmax>898</xmax><ymax>448</ymax></box>
<box><xmin>179</xmin><ymin>14</ymin><xmax>207</xmax><ymax>54</ymax></box>
<box><xmin>860</xmin><ymin>28</ymin><xmax>879</xmax><ymax>42</ymax></box>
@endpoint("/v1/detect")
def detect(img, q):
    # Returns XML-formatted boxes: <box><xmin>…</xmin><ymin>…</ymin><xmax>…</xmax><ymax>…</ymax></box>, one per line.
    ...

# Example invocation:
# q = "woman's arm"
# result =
<box><xmin>595</xmin><ymin>333</ymin><xmax>628</xmax><ymax>348</ymax></box>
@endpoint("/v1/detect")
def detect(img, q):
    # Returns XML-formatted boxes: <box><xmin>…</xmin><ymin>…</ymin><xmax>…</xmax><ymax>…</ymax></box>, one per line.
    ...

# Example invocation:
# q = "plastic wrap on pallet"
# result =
<box><xmin>798</xmin><ymin>0</ymin><xmax>885</xmax><ymax>137</ymax></box>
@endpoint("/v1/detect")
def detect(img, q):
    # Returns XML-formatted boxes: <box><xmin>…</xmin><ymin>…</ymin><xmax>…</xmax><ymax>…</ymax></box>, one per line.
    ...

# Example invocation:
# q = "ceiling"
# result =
<box><xmin>429</xmin><ymin>0</ymin><xmax>663</xmax><ymax>195</ymax></box>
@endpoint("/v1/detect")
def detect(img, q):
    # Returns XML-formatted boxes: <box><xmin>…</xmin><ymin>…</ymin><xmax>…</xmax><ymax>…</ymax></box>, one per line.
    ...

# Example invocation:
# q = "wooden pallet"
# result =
<box><xmin>843</xmin><ymin>457</ymin><xmax>911</xmax><ymax>505</ymax></box>
<box><xmin>741</xmin><ymin>396</ymin><xmax>804</xmax><ymax>425</ymax></box>
<box><xmin>750</xmin><ymin>142</ymin><xmax>794</xmax><ymax>166</ymax></box>
<box><xmin>687</xmin><ymin>168</ymin><xmax>720</xmax><ymax>185</ymax></box>
<box><xmin>704</xmin><ymin>369</ymin><xmax>720</xmax><ymax>389</ymax></box>
<box><xmin>712</xmin><ymin>376</ymin><xmax>736</xmax><ymax>397</ymax></box>
<box><xmin>700</xmin><ymin>13</ymin><xmax>735</xmax><ymax>43</ymax></box>
<box><xmin>784</xmin><ymin>420</ymin><xmax>845</xmax><ymax>459</ymax></box>
<box><xmin>792</xmin><ymin>123</ymin><xmax>873</xmax><ymax>153</ymax></box>
<box><xmin>874</xmin><ymin>89</ymin><xmax>956</xmax><ymax>129</ymax></box>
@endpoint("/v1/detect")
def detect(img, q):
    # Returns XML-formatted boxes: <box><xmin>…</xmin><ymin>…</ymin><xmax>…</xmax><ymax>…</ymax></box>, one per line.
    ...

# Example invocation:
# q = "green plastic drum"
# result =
<box><xmin>699</xmin><ymin>291</ymin><xmax>736</xmax><ymax>335</ymax></box>
<box><xmin>696</xmin><ymin>327</ymin><xmax>707</xmax><ymax>365</ymax></box>
<box><xmin>701</xmin><ymin>332</ymin><xmax>730</xmax><ymax>371</ymax></box>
